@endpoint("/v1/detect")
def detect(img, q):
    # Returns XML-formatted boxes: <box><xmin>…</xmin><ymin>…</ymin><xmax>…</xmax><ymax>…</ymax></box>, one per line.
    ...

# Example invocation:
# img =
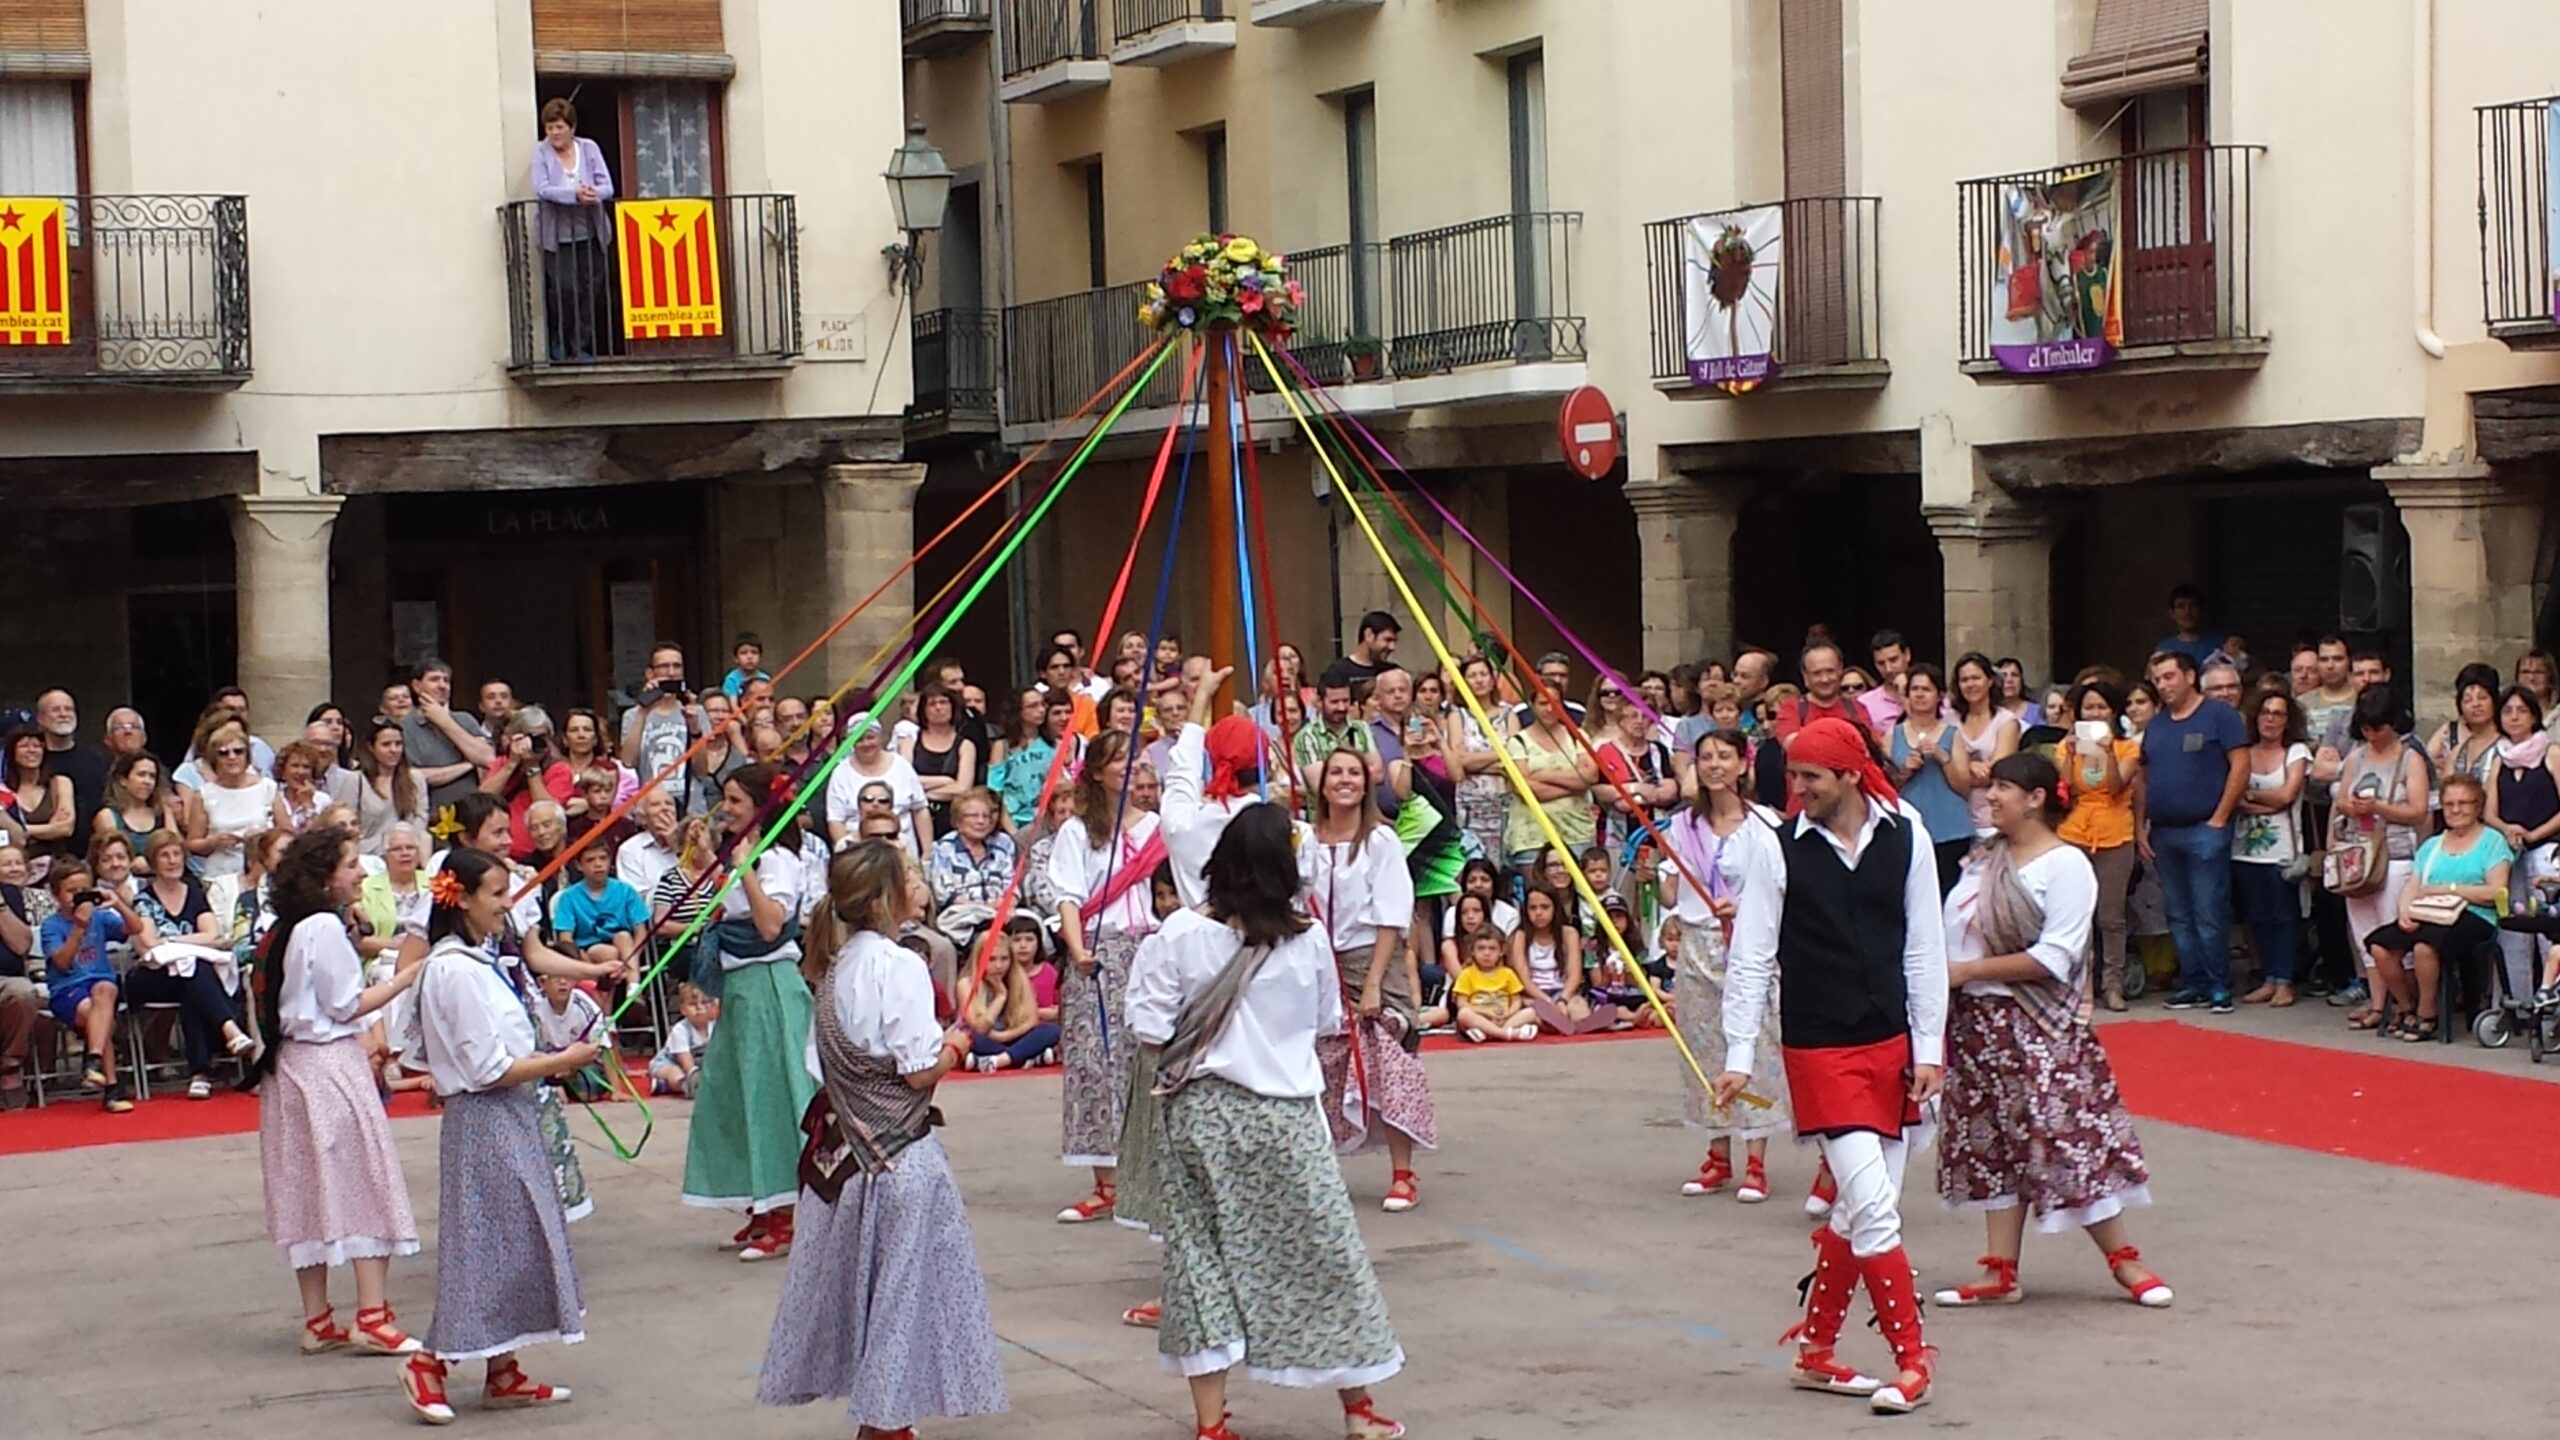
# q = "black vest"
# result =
<box><xmin>1774</xmin><ymin>810</ymin><xmax>1914</xmax><ymax>1051</ymax></box>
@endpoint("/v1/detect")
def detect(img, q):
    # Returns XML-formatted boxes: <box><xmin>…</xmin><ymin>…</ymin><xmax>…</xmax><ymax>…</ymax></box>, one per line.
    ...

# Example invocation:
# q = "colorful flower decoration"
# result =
<box><xmin>428</xmin><ymin>868</ymin><xmax>466</xmax><ymax>909</ymax></box>
<box><xmin>1140</xmin><ymin>232</ymin><xmax>1300</xmax><ymax>336</ymax></box>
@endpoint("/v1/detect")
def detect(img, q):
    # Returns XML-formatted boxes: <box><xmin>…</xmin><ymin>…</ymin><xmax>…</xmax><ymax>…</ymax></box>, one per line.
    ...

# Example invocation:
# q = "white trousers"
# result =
<box><xmin>1818</xmin><ymin>1128</ymin><xmax>1909</xmax><ymax>1259</ymax></box>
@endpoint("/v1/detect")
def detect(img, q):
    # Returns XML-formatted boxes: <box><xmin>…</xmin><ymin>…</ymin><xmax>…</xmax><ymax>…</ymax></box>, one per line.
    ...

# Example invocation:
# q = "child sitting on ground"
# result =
<box><xmin>533</xmin><ymin>970</ymin><xmax>614</xmax><ymax>1102</ymax></box>
<box><xmin>957</xmin><ymin>918</ymin><xmax>1063</xmax><ymax>1072</ymax></box>
<box><xmin>649</xmin><ymin>982</ymin><xmax>718</xmax><ymax>1096</ymax></box>
<box><xmin>1451</xmin><ymin>926</ymin><xmax>1536</xmax><ymax>1042</ymax></box>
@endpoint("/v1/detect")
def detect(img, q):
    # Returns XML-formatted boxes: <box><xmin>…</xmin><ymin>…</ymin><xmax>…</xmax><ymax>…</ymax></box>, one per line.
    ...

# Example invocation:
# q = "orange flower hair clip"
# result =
<box><xmin>429</xmin><ymin>868</ymin><xmax>467</xmax><ymax>909</ymax></box>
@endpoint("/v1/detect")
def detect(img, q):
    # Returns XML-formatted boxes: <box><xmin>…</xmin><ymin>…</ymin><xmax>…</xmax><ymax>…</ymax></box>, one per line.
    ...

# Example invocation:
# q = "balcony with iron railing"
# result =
<box><xmin>1001</xmin><ymin>281</ymin><xmax>1183</xmax><ymax>428</ymax></box>
<box><xmin>1957</xmin><ymin>144</ymin><xmax>2263</xmax><ymax>379</ymax></box>
<box><xmin>1246</xmin><ymin>240</ymin><xmax>1387</xmax><ymax>392</ymax></box>
<box><xmin>907</xmin><ymin>307</ymin><xmax>1003</xmax><ymax>443</ymax></box>
<box><xmin>2479</xmin><ymin>98</ymin><xmax>2558</xmax><ymax>347</ymax></box>
<box><xmin>1643</xmin><ymin>196</ymin><xmax>1884</xmax><ymax>397</ymax></box>
<box><xmin>1249</xmin><ymin>0</ymin><xmax>1380</xmax><ymax>26</ymax></box>
<box><xmin>499</xmin><ymin>194</ymin><xmax>800</xmax><ymax>385</ymax></box>
<box><xmin>1111</xmin><ymin>0</ymin><xmax>1234</xmax><ymax>65</ymax></box>
<box><xmin>0</xmin><ymin>194</ymin><xmax>251</xmax><ymax>393</ymax></box>
<box><xmin>904</xmin><ymin>0</ymin><xmax>993</xmax><ymax>57</ymax></box>
<box><xmin>1001</xmin><ymin>0</ymin><xmax>1111</xmax><ymax>103</ymax></box>
<box><xmin>1388</xmin><ymin>211</ymin><xmax>1584</xmax><ymax>378</ymax></box>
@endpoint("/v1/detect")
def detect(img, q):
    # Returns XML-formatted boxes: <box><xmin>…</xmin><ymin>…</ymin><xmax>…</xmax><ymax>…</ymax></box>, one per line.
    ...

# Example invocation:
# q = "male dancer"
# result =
<box><xmin>1715</xmin><ymin>716</ymin><xmax>1947</xmax><ymax>1414</ymax></box>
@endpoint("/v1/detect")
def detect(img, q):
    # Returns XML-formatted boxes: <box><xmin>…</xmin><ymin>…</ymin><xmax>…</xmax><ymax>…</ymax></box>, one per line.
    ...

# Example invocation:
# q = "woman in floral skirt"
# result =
<box><xmin>1047</xmin><ymin>731</ymin><xmax>1163</xmax><ymax>1225</ymax></box>
<box><xmin>1932</xmin><ymin>753</ymin><xmax>2172</xmax><ymax>1311</ymax></box>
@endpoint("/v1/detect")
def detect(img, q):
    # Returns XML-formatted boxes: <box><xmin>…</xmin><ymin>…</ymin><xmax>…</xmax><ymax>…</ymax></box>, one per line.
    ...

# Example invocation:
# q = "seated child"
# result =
<box><xmin>1450</xmin><ymin>927</ymin><xmax>1536</xmax><ymax>1042</ymax></box>
<box><xmin>649</xmin><ymin>982</ymin><xmax>718</xmax><ymax>1097</ymax></box>
<box><xmin>1584</xmin><ymin>893</ymin><xmax>1661</xmax><ymax>1029</ymax></box>
<box><xmin>958</xmin><ymin>916</ymin><xmax>1063</xmax><ymax>1071</ymax></box>
<box><xmin>533</xmin><ymin>970</ymin><xmax>614</xmax><ymax>1103</ymax></box>
<box><xmin>551</xmin><ymin>836</ymin><xmax>648</xmax><ymax>982</ymax></box>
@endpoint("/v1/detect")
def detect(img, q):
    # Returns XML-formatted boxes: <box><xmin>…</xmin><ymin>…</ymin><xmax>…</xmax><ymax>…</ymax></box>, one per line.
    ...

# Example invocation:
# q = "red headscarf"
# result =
<box><xmin>1787</xmin><ymin>715</ymin><xmax>1900</xmax><ymax>811</ymax></box>
<box><xmin>1203</xmin><ymin>715</ymin><xmax>1265</xmax><ymax>801</ymax></box>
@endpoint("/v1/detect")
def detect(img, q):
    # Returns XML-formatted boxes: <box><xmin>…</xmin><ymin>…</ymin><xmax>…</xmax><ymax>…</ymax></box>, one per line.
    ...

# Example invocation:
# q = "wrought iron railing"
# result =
<box><xmin>0</xmin><ymin>194</ymin><xmax>250</xmax><ymax>381</ymax></box>
<box><xmin>1248</xmin><ymin>241</ymin><xmax>1386</xmax><ymax>391</ymax></box>
<box><xmin>1387</xmin><ymin>211</ymin><xmax>1583</xmax><ymax>376</ymax></box>
<box><xmin>905</xmin><ymin>0</ymin><xmax>994</xmax><ymax>29</ymax></box>
<box><xmin>1002</xmin><ymin>282</ymin><xmax>1183</xmax><ymax>425</ymax></box>
<box><xmin>2480</xmin><ymin>98</ymin><xmax>2554</xmax><ymax>335</ymax></box>
<box><xmin>1114</xmin><ymin>0</ymin><xmax>1224</xmax><ymax>38</ymax></box>
<box><xmin>912</xmin><ymin>307</ymin><xmax>1001</xmax><ymax>420</ymax></box>
<box><xmin>1643</xmin><ymin>196</ymin><xmax>1881</xmax><ymax>384</ymax></box>
<box><xmin>1003</xmin><ymin>0</ymin><xmax>1105</xmax><ymax>75</ymax></box>
<box><xmin>499</xmin><ymin>194</ymin><xmax>799</xmax><ymax>373</ymax></box>
<box><xmin>1957</xmin><ymin>145</ymin><xmax>2261</xmax><ymax>365</ymax></box>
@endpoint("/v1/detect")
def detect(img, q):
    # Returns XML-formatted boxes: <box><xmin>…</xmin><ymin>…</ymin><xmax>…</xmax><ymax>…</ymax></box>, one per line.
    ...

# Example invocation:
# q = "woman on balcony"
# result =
<box><xmin>530</xmin><ymin>97</ymin><xmax>616</xmax><ymax>363</ymax></box>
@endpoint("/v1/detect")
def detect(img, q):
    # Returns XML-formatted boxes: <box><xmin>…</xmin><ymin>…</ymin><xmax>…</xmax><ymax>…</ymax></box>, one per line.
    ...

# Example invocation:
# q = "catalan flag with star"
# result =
<box><xmin>616</xmin><ymin>198</ymin><xmax>724</xmax><ymax>340</ymax></box>
<box><xmin>0</xmin><ymin>198</ymin><xmax>71</xmax><ymax>346</ymax></box>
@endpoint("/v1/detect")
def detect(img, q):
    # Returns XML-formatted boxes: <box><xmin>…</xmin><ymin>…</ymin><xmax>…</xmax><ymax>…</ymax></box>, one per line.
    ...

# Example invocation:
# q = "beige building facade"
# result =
<box><xmin>905</xmin><ymin>0</ymin><xmax>2560</xmax><ymax>724</ymax></box>
<box><xmin>0</xmin><ymin>0</ymin><xmax>917</xmax><ymax>747</ymax></box>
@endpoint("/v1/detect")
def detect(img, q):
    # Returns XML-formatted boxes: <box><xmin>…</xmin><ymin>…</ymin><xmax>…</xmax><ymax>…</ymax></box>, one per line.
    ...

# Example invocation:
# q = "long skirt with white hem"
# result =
<box><xmin>1058</xmin><ymin>930</ymin><xmax>1136</xmax><ymax>1168</ymax></box>
<box><xmin>1317</xmin><ymin>945</ymin><xmax>1438</xmax><ymax>1156</ymax></box>
<box><xmin>535</xmin><ymin>1082</ymin><xmax>592</xmax><ymax>1222</ymax></box>
<box><xmin>1674</xmin><ymin>923</ymin><xmax>1791</xmax><ymax>1141</ymax></box>
<box><xmin>259</xmin><ymin>1034</ymin><xmax>421</xmax><ymax>1268</ymax></box>
<box><xmin>681</xmin><ymin>958</ymin><xmax>819</xmax><ymax>1214</ymax></box>
<box><xmin>1157</xmin><ymin>1078</ymin><xmax>1403</xmax><ymax>1388</ymax></box>
<box><xmin>422</xmin><ymin>1085</ymin><xmax>585</xmax><ymax>1362</ymax></box>
<box><xmin>1114</xmin><ymin>1044</ymin><xmax>1166</xmax><ymax>1239</ymax></box>
<box><xmin>757</xmin><ymin>1135</ymin><xmax>1009</xmax><ymax>1428</ymax></box>
<box><xmin>1936</xmin><ymin>991</ymin><xmax>2152</xmax><ymax>1233</ymax></box>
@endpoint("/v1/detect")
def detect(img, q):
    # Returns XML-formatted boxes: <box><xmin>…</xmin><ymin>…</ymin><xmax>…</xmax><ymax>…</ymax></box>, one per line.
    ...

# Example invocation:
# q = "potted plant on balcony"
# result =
<box><xmin>1344</xmin><ymin>335</ymin><xmax>1386</xmax><ymax>382</ymax></box>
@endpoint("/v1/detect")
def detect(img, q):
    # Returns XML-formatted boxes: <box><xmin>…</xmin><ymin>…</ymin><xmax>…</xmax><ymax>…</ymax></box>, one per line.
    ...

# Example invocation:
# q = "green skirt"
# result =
<box><xmin>681</xmin><ymin>957</ymin><xmax>819</xmax><ymax>1215</ymax></box>
<box><xmin>1114</xmin><ymin>1045</ymin><xmax>1165</xmax><ymax>1239</ymax></box>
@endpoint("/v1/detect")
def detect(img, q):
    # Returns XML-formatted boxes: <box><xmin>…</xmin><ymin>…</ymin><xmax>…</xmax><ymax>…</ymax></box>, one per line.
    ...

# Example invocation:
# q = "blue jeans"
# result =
<box><xmin>2151</xmin><ymin>822</ymin><xmax>2234</xmax><ymax>996</ymax></box>
<box><xmin>971</xmin><ymin>1021</ymin><xmax>1061</xmax><ymax>1067</ymax></box>
<box><xmin>2229</xmin><ymin>860</ymin><xmax>2301</xmax><ymax>987</ymax></box>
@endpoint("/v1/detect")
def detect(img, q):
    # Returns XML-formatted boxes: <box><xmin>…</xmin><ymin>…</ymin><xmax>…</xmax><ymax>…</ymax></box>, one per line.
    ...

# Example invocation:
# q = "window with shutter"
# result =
<box><xmin>532</xmin><ymin>0</ymin><xmax>730</xmax><ymax>77</ymax></box>
<box><xmin>2061</xmin><ymin>0</ymin><xmax>2207</xmax><ymax>110</ymax></box>
<box><xmin>0</xmin><ymin>0</ymin><xmax>87</xmax><ymax>76</ymax></box>
<box><xmin>1780</xmin><ymin>0</ymin><xmax>1848</xmax><ymax>363</ymax></box>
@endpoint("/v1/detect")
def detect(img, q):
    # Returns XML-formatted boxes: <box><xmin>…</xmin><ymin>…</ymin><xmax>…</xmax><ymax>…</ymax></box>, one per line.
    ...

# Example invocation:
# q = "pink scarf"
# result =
<box><xmin>2498</xmin><ymin>730</ymin><xmax>2552</xmax><ymax>771</ymax></box>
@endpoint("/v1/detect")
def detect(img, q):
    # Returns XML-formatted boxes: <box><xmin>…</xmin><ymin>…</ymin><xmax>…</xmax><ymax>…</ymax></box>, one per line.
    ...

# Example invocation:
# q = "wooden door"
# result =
<box><xmin>2119</xmin><ymin>88</ymin><xmax>2214</xmax><ymax>346</ymax></box>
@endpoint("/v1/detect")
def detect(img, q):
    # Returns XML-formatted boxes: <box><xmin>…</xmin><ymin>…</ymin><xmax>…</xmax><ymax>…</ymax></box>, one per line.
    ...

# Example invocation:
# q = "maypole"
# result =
<box><xmin>1204</xmin><ymin>330</ymin><xmax>1243</xmax><ymax>674</ymax></box>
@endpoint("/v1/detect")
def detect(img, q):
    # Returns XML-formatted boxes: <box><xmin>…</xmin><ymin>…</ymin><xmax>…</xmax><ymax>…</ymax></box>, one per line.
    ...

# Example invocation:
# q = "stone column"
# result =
<box><xmin>1926</xmin><ymin>496</ymin><xmax>2055</xmax><ymax>683</ymax></box>
<box><xmin>822</xmin><ymin>462</ymin><xmax>927</xmax><ymax>698</ymax></box>
<box><xmin>2379</xmin><ymin>462</ymin><xmax>2543</xmax><ymax>714</ymax></box>
<box><xmin>1624</xmin><ymin>475</ymin><xmax>1747</xmax><ymax>671</ymax></box>
<box><xmin>231</xmin><ymin>493</ymin><xmax>343</xmax><ymax>747</ymax></box>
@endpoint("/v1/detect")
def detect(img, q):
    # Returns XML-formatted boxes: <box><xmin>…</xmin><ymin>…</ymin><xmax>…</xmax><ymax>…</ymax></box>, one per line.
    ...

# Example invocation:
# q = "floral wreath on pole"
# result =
<box><xmin>1141</xmin><ymin>232</ymin><xmax>1303</xmax><ymax>336</ymax></box>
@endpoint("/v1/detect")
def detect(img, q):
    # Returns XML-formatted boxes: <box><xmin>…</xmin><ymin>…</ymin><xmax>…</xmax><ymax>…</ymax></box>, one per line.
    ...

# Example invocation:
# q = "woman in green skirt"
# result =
<box><xmin>680</xmin><ymin>764</ymin><xmax>817</xmax><ymax>1262</ymax></box>
<box><xmin>1127</xmin><ymin>803</ymin><xmax>1406</xmax><ymax>1440</ymax></box>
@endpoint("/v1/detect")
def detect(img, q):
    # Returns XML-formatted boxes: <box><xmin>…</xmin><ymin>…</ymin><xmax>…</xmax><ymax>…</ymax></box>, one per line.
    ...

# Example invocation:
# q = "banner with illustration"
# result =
<box><xmin>616</xmin><ymin>198</ymin><xmax>726</xmax><ymax>340</ymax></box>
<box><xmin>1682</xmin><ymin>204</ymin><xmax>1782</xmax><ymax>391</ymax></box>
<box><xmin>1987</xmin><ymin>169</ymin><xmax>2119</xmax><ymax>374</ymax></box>
<box><xmin>0</xmin><ymin>198</ymin><xmax>72</xmax><ymax>346</ymax></box>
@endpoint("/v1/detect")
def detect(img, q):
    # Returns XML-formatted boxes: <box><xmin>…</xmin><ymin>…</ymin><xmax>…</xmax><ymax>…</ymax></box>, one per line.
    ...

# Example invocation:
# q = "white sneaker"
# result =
<box><xmin>1511</xmin><ymin>1025</ymin><xmax>1538</xmax><ymax>1041</ymax></box>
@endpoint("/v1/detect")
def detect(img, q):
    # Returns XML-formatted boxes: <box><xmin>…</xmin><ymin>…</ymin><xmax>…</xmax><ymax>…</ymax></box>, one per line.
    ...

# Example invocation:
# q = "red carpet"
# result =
<box><xmin>2095</xmin><ymin>1019</ymin><xmax>2560</xmax><ymax>1198</ymax></box>
<box><xmin>11</xmin><ymin>1021</ymin><xmax>2551</xmax><ymax>1197</ymax></box>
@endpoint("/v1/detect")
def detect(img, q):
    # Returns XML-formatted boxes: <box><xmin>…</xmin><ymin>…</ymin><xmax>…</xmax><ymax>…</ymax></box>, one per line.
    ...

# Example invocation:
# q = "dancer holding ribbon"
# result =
<box><xmin>1932</xmin><ymin>752</ymin><xmax>2171</xmax><ymax>1311</ymax></box>
<box><xmin>1714</xmin><ymin>715</ymin><xmax>1948</xmax><ymax>1415</ymax></box>
<box><xmin>1050</xmin><ymin>729</ymin><xmax>1165</xmax><ymax>1225</ymax></box>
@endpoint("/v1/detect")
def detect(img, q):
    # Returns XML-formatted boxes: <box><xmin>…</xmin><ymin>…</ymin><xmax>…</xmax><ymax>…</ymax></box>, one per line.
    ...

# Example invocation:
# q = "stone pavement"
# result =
<box><xmin>1</xmin><ymin>1011</ymin><xmax>2548</xmax><ymax>1439</ymax></box>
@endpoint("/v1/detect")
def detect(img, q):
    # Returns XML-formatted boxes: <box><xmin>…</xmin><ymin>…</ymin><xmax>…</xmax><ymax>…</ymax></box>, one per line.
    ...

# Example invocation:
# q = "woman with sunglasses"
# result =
<box><xmin>184</xmin><ymin>709</ymin><xmax>279</xmax><ymax>884</ymax></box>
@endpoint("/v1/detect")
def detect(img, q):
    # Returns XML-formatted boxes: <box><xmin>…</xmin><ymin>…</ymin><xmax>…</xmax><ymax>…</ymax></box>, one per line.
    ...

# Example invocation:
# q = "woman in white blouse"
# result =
<box><xmin>1046</xmin><ymin>730</ymin><xmax>1163</xmax><ymax>1225</ymax></box>
<box><xmin>679</xmin><ymin>763</ymin><xmax>819</xmax><ymax>1262</ymax></box>
<box><xmin>1126</xmin><ymin>803</ymin><xmax>1405</xmax><ymax>1440</ymax></box>
<box><xmin>245</xmin><ymin>823</ymin><xmax>425</xmax><ymax>1359</ymax></box>
<box><xmin>401</xmin><ymin>846</ymin><xmax>599</xmax><ymax>1424</ymax></box>
<box><xmin>756</xmin><ymin>840</ymin><xmax>1009</xmax><ymax>1432</ymax></box>
<box><xmin>1931</xmin><ymin>753</ymin><xmax>2171</xmax><ymax>1312</ymax></box>
<box><xmin>1305</xmin><ymin>747</ymin><xmax>1436</xmax><ymax>1215</ymax></box>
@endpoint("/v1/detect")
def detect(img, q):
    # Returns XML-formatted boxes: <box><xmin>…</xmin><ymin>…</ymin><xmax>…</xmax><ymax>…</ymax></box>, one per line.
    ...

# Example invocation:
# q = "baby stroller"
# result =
<box><xmin>2488</xmin><ymin>906</ymin><xmax>2560</xmax><ymax>1061</ymax></box>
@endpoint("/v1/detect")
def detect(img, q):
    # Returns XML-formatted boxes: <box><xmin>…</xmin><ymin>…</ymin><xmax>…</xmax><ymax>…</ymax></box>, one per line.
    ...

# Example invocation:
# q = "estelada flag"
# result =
<box><xmin>616</xmin><ymin>198</ymin><xmax>724</xmax><ymax>340</ymax></box>
<box><xmin>0</xmin><ymin>198</ymin><xmax>71</xmax><ymax>347</ymax></box>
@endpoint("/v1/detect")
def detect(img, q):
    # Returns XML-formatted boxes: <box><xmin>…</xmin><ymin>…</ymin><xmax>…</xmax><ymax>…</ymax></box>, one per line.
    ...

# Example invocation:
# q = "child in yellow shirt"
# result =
<box><xmin>1450</xmin><ymin>927</ymin><xmax>1536</xmax><ymax>1042</ymax></box>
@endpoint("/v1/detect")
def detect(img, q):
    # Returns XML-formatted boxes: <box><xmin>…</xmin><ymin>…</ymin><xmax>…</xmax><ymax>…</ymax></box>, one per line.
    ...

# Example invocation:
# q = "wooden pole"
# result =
<box><xmin>1205</xmin><ymin>331</ymin><xmax>1242</xmax><ymax>677</ymax></box>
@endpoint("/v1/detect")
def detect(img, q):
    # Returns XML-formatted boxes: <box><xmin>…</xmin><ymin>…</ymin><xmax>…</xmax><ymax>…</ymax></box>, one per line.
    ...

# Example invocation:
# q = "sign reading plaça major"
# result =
<box><xmin>1987</xmin><ymin>168</ymin><xmax>2119</xmax><ymax>374</ymax></box>
<box><xmin>1681</xmin><ymin>204</ymin><xmax>1782</xmax><ymax>391</ymax></box>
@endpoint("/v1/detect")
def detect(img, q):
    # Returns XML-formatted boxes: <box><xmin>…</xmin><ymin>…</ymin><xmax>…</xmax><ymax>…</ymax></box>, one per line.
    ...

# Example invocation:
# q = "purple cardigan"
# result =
<box><xmin>530</xmin><ymin>137</ymin><xmax>616</xmax><ymax>252</ymax></box>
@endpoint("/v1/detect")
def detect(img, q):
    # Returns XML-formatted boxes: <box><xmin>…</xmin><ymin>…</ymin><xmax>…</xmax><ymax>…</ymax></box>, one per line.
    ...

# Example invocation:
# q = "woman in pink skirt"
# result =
<box><xmin>1306</xmin><ymin>748</ymin><xmax>1437</xmax><ymax>1213</ymax></box>
<box><xmin>247</xmin><ymin>822</ymin><xmax>428</xmax><ymax>1356</ymax></box>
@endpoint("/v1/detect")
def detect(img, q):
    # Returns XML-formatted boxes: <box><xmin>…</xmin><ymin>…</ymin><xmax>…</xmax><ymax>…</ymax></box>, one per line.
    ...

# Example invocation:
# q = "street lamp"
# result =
<box><xmin>883</xmin><ymin>119</ymin><xmax>952</xmax><ymax>295</ymax></box>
